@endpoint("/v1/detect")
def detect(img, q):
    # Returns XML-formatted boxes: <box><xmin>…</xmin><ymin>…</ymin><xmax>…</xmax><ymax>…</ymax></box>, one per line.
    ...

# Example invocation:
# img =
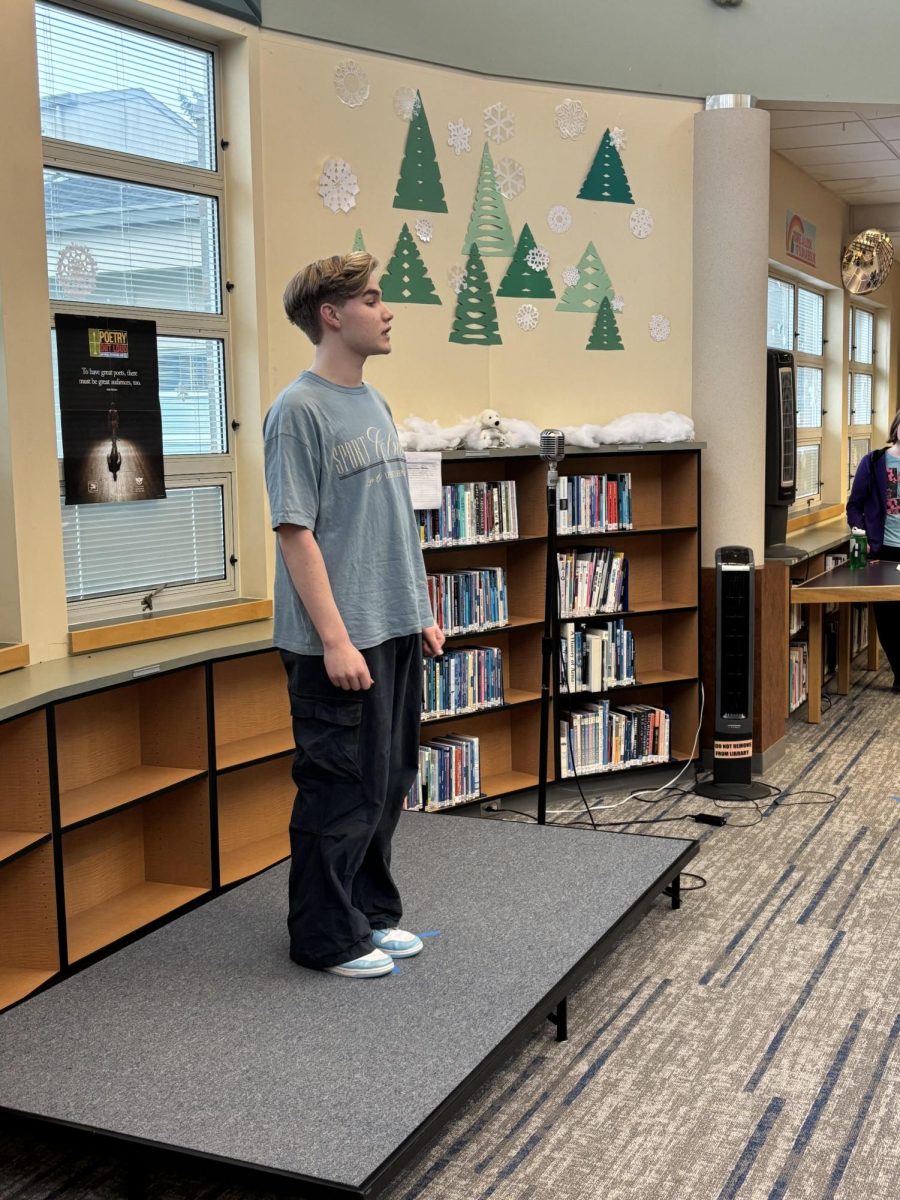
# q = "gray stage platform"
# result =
<box><xmin>0</xmin><ymin>812</ymin><xmax>696</xmax><ymax>1198</ymax></box>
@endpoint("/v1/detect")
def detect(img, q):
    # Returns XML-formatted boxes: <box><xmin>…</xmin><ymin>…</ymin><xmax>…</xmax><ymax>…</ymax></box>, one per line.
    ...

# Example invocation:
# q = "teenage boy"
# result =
<box><xmin>263</xmin><ymin>252</ymin><xmax>445</xmax><ymax>979</ymax></box>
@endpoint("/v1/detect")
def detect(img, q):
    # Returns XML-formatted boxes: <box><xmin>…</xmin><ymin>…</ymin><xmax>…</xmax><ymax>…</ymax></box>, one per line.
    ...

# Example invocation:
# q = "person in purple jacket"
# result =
<box><xmin>846</xmin><ymin>410</ymin><xmax>900</xmax><ymax>691</ymax></box>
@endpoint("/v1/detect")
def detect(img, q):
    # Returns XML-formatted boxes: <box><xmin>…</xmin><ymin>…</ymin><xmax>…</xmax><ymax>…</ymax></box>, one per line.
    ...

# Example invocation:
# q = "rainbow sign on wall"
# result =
<box><xmin>786</xmin><ymin>211</ymin><xmax>816</xmax><ymax>267</ymax></box>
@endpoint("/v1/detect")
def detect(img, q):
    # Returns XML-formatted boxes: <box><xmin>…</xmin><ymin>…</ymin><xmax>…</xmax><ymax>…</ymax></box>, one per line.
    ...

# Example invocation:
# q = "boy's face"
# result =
<box><xmin>330</xmin><ymin>274</ymin><xmax>394</xmax><ymax>357</ymax></box>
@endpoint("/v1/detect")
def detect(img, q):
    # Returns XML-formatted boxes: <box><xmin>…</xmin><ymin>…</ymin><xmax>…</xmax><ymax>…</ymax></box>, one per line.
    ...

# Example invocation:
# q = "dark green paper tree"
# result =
<box><xmin>351</xmin><ymin>228</ymin><xmax>367</xmax><ymax>252</ymax></box>
<box><xmin>497</xmin><ymin>223</ymin><xmax>556</xmax><ymax>299</ymax></box>
<box><xmin>577</xmin><ymin>129</ymin><xmax>634</xmax><ymax>204</ymax></box>
<box><xmin>556</xmin><ymin>242</ymin><xmax>613</xmax><ymax>312</ymax></box>
<box><xmin>586</xmin><ymin>296</ymin><xmax>624</xmax><ymax>350</ymax></box>
<box><xmin>449</xmin><ymin>243</ymin><xmax>501</xmax><ymax>345</ymax></box>
<box><xmin>461</xmin><ymin>143</ymin><xmax>515</xmax><ymax>257</ymax></box>
<box><xmin>379</xmin><ymin>224</ymin><xmax>442</xmax><ymax>305</ymax></box>
<box><xmin>393</xmin><ymin>91</ymin><xmax>448</xmax><ymax>213</ymax></box>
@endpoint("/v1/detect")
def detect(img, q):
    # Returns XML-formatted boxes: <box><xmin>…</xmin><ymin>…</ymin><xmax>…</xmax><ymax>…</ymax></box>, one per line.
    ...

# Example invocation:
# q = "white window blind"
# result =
<box><xmin>62</xmin><ymin>486</ymin><xmax>225</xmax><ymax>602</ymax></box>
<box><xmin>797</xmin><ymin>288</ymin><xmax>824</xmax><ymax>355</ymax></box>
<box><xmin>52</xmin><ymin>333</ymin><xmax>227</xmax><ymax>458</ymax></box>
<box><xmin>796</xmin><ymin>445</ymin><xmax>820</xmax><ymax>501</ymax></box>
<box><xmin>36</xmin><ymin>1</ymin><xmax>216</xmax><ymax>170</ymax></box>
<box><xmin>767</xmin><ymin>278</ymin><xmax>793</xmax><ymax>350</ymax></box>
<box><xmin>796</xmin><ymin>366</ymin><xmax>823</xmax><ymax>428</ymax></box>
<box><xmin>45</xmin><ymin>170</ymin><xmax>221</xmax><ymax>314</ymax></box>
<box><xmin>849</xmin><ymin>372</ymin><xmax>873</xmax><ymax>426</ymax></box>
<box><xmin>849</xmin><ymin>437</ymin><xmax>870</xmax><ymax>484</ymax></box>
<box><xmin>851</xmin><ymin>308</ymin><xmax>874</xmax><ymax>364</ymax></box>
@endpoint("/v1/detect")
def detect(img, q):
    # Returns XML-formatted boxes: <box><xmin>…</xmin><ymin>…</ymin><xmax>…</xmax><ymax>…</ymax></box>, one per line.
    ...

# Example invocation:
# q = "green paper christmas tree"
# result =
<box><xmin>556</xmin><ymin>242</ymin><xmax>614</xmax><ymax>312</ymax></box>
<box><xmin>461</xmin><ymin>143</ymin><xmax>515</xmax><ymax>258</ymax></box>
<box><xmin>392</xmin><ymin>91</ymin><xmax>448</xmax><ymax>213</ymax></box>
<box><xmin>577</xmin><ymin>129</ymin><xmax>634</xmax><ymax>204</ymax></box>
<box><xmin>351</xmin><ymin>228</ymin><xmax>366</xmax><ymax>252</ymax></box>
<box><xmin>379</xmin><ymin>224</ymin><xmax>442</xmax><ymax>305</ymax></box>
<box><xmin>449</xmin><ymin>243</ymin><xmax>501</xmax><ymax>345</ymax></box>
<box><xmin>586</xmin><ymin>296</ymin><xmax>624</xmax><ymax>350</ymax></box>
<box><xmin>497</xmin><ymin>224</ymin><xmax>556</xmax><ymax>299</ymax></box>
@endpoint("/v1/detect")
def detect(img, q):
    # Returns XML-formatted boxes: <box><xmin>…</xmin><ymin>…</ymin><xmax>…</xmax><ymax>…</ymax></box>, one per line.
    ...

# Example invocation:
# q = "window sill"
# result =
<box><xmin>787</xmin><ymin>503</ymin><xmax>844</xmax><ymax>533</ymax></box>
<box><xmin>0</xmin><ymin>643</ymin><xmax>30</xmax><ymax>675</ymax></box>
<box><xmin>69</xmin><ymin>598</ymin><xmax>272</xmax><ymax>655</ymax></box>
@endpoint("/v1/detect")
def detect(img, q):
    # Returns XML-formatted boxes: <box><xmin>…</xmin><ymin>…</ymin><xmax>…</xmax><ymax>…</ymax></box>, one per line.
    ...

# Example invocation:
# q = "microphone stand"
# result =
<box><xmin>537</xmin><ymin>451</ymin><xmax>561</xmax><ymax>826</ymax></box>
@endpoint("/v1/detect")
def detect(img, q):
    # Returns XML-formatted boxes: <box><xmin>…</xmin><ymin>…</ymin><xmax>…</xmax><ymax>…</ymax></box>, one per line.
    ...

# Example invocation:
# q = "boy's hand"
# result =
<box><xmin>324</xmin><ymin>640</ymin><xmax>374</xmax><ymax>690</ymax></box>
<box><xmin>422</xmin><ymin>624</ymin><xmax>446</xmax><ymax>658</ymax></box>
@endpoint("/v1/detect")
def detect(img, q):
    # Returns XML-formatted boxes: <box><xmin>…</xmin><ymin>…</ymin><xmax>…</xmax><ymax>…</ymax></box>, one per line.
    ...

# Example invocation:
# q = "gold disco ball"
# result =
<box><xmin>841</xmin><ymin>229</ymin><xmax>894</xmax><ymax>294</ymax></box>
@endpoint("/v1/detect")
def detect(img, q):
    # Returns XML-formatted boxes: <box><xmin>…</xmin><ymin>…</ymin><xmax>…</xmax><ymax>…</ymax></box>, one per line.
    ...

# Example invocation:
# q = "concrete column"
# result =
<box><xmin>692</xmin><ymin>103</ymin><xmax>771</xmax><ymax>566</ymax></box>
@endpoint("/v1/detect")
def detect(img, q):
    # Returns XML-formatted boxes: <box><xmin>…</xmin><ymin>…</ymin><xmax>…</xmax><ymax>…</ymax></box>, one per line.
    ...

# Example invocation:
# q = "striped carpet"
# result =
<box><xmin>2</xmin><ymin>665</ymin><xmax>898</xmax><ymax>1200</ymax></box>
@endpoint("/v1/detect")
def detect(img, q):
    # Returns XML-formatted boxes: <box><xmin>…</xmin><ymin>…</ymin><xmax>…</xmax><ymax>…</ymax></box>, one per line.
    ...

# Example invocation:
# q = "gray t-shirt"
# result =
<box><xmin>263</xmin><ymin>370</ymin><xmax>432</xmax><ymax>654</ymax></box>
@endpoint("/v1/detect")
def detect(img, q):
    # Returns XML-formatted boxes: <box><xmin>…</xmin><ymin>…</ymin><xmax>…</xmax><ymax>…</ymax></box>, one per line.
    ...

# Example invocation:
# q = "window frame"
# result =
<box><xmin>767</xmin><ymin>273</ymin><xmax>826</xmax><ymax>509</ymax></box>
<box><xmin>40</xmin><ymin>0</ymin><xmax>237</xmax><ymax>622</ymax></box>
<box><xmin>848</xmin><ymin>304</ymin><xmax>875</xmax><ymax>487</ymax></box>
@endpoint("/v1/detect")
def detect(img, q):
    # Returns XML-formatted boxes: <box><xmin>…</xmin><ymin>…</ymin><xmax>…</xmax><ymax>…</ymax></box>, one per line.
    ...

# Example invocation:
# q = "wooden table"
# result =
<box><xmin>790</xmin><ymin>560</ymin><xmax>900</xmax><ymax>722</ymax></box>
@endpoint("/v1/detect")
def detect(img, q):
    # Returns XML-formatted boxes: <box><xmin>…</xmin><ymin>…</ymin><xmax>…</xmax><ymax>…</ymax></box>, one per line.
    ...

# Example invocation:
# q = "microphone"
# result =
<box><xmin>540</xmin><ymin>429</ymin><xmax>566</xmax><ymax>464</ymax></box>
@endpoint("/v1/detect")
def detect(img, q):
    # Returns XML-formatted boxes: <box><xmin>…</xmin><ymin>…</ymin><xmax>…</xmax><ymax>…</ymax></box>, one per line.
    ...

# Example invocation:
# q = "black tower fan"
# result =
<box><xmin>764</xmin><ymin>349</ymin><xmax>797</xmax><ymax>552</ymax></box>
<box><xmin>695</xmin><ymin>546</ymin><xmax>770</xmax><ymax>801</ymax></box>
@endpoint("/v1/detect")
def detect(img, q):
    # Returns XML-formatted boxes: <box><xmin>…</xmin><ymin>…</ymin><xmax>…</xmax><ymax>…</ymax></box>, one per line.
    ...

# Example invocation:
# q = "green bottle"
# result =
<box><xmin>849</xmin><ymin>528</ymin><xmax>868</xmax><ymax>570</ymax></box>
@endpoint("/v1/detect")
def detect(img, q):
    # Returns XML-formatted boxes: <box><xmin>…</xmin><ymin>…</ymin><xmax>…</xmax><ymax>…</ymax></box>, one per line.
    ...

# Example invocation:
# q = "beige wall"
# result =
<box><xmin>257</xmin><ymin>31</ymin><xmax>697</xmax><ymax>426</ymax></box>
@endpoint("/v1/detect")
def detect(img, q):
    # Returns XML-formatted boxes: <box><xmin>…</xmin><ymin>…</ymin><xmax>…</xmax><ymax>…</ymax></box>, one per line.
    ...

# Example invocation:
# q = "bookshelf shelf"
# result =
<box><xmin>216</xmin><ymin>728</ymin><xmax>293</xmax><ymax>773</ymax></box>
<box><xmin>0</xmin><ymin>831</ymin><xmax>52</xmax><ymax>868</ymax></box>
<box><xmin>0</xmin><ymin>842</ymin><xmax>59</xmax><ymax>1008</ymax></box>
<box><xmin>60</xmin><ymin>765</ymin><xmax>207</xmax><ymax>830</ymax></box>
<box><xmin>421</xmin><ymin>689</ymin><xmax>541</xmax><ymax>726</ymax></box>
<box><xmin>216</xmin><ymin>757</ymin><xmax>294</xmax><ymax>886</ymax></box>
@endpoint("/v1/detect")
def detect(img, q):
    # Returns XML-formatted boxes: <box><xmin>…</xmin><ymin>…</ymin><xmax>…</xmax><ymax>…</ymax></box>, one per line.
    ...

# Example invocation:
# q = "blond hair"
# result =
<box><xmin>282</xmin><ymin>252</ymin><xmax>377</xmax><ymax>344</ymax></box>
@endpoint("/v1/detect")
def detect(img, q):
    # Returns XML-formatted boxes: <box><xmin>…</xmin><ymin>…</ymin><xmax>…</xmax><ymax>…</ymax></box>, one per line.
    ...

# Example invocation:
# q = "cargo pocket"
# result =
<box><xmin>290</xmin><ymin>695</ymin><xmax>364</xmax><ymax>782</ymax></box>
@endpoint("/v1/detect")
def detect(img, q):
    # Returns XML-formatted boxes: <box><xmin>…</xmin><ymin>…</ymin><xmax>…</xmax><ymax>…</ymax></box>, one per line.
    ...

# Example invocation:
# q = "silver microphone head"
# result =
<box><xmin>540</xmin><ymin>429</ymin><xmax>566</xmax><ymax>463</ymax></box>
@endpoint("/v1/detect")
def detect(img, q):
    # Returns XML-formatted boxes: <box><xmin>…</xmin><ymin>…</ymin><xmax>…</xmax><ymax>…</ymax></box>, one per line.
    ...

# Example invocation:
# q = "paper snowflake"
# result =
<box><xmin>334</xmin><ymin>60</ymin><xmax>370</xmax><ymax>108</ymax></box>
<box><xmin>516</xmin><ymin>304</ymin><xmax>540</xmax><ymax>332</ymax></box>
<box><xmin>610</xmin><ymin>127</ymin><xmax>627</xmax><ymax>151</ymax></box>
<box><xmin>525</xmin><ymin>245</ymin><xmax>551</xmax><ymax>273</ymax></box>
<box><xmin>415</xmin><ymin>217</ymin><xmax>434</xmax><ymax>243</ymax></box>
<box><xmin>393</xmin><ymin>87</ymin><xmax>420</xmax><ymax>121</ymax></box>
<box><xmin>562</xmin><ymin>266</ymin><xmax>580</xmax><ymax>288</ymax></box>
<box><xmin>484</xmin><ymin>101</ymin><xmax>515</xmax><ymax>144</ymax></box>
<box><xmin>447</xmin><ymin>118</ymin><xmax>472</xmax><ymax>156</ymax></box>
<box><xmin>55</xmin><ymin>242</ymin><xmax>98</xmax><ymax>298</ymax></box>
<box><xmin>611</xmin><ymin>294</ymin><xmax>625</xmax><ymax>313</ymax></box>
<box><xmin>494</xmin><ymin>157</ymin><xmax>525</xmax><ymax>199</ymax></box>
<box><xmin>318</xmin><ymin>158</ymin><xmax>359</xmax><ymax>213</ymax></box>
<box><xmin>547</xmin><ymin>205</ymin><xmax>572</xmax><ymax>234</ymax></box>
<box><xmin>555</xmin><ymin>99</ymin><xmax>588</xmax><ymax>139</ymax></box>
<box><xmin>649</xmin><ymin>314</ymin><xmax>671</xmax><ymax>342</ymax></box>
<box><xmin>630</xmin><ymin>208</ymin><xmax>654</xmax><ymax>239</ymax></box>
<box><xmin>448</xmin><ymin>265</ymin><xmax>468</xmax><ymax>294</ymax></box>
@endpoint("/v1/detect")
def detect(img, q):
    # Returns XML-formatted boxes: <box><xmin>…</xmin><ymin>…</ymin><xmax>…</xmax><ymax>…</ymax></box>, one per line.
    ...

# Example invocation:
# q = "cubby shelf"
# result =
<box><xmin>60</xmin><ymin>766</ymin><xmax>208</xmax><ymax>830</ymax></box>
<box><xmin>220</xmin><ymin>835</ymin><xmax>290</xmax><ymax>888</ymax></box>
<box><xmin>421</xmin><ymin>689</ymin><xmax>542</xmax><ymax>726</ymax></box>
<box><xmin>560</xmin><ymin>670</ymin><xmax>698</xmax><ymax>700</ymax></box>
<box><xmin>0</xmin><ymin>831</ymin><xmax>52</xmax><ymax>868</ymax></box>
<box><xmin>216</xmin><ymin>729</ymin><xmax>293</xmax><ymax>773</ymax></box>
<box><xmin>66</xmin><ymin>881</ymin><xmax>209</xmax><ymax>965</ymax></box>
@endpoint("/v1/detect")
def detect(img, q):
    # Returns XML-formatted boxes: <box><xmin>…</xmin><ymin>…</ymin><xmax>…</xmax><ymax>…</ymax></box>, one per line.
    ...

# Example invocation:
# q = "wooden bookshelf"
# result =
<box><xmin>217</xmin><ymin>758</ymin><xmax>293</xmax><ymax>886</ymax></box>
<box><xmin>212</xmin><ymin>651</ymin><xmax>292</xmax><ymax>770</ymax></box>
<box><xmin>62</xmin><ymin>780</ymin><xmax>211</xmax><ymax>963</ymax></box>
<box><xmin>0</xmin><ymin>711</ymin><xmax>52</xmax><ymax>864</ymax></box>
<box><xmin>0</xmin><ymin>842</ymin><xmax>59</xmax><ymax>1009</ymax></box>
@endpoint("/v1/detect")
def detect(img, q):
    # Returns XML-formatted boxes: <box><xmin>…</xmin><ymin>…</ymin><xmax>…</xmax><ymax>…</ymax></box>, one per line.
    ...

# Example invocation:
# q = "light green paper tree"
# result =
<box><xmin>497</xmin><ymin>223</ymin><xmax>556</xmax><ymax>299</ymax></box>
<box><xmin>379</xmin><ymin>224</ymin><xmax>442</xmax><ymax>305</ymax></box>
<box><xmin>351</xmin><ymin>228</ymin><xmax>367</xmax><ymax>252</ymax></box>
<box><xmin>449</xmin><ymin>243</ymin><xmax>501</xmax><ymax>345</ymax></box>
<box><xmin>461</xmin><ymin>143</ymin><xmax>515</xmax><ymax>257</ymax></box>
<box><xmin>393</xmin><ymin>91</ymin><xmax>448</xmax><ymax>213</ymax></box>
<box><xmin>577</xmin><ymin>129</ymin><xmax>634</xmax><ymax>204</ymax></box>
<box><xmin>556</xmin><ymin>242</ymin><xmax>613</xmax><ymax>312</ymax></box>
<box><xmin>586</xmin><ymin>296</ymin><xmax>624</xmax><ymax>350</ymax></box>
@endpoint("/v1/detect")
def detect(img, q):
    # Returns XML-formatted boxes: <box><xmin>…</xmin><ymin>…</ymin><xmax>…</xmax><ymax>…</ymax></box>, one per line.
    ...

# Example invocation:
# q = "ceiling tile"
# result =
<box><xmin>772</xmin><ymin>122</ymin><xmax>877</xmax><ymax>150</ymax></box>
<box><xmin>869</xmin><ymin>116</ymin><xmax>900</xmax><ymax>139</ymax></box>
<box><xmin>817</xmin><ymin>160</ymin><xmax>900</xmax><ymax>181</ymax></box>
<box><xmin>767</xmin><ymin>109</ymin><xmax>860</xmax><ymax>130</ymax></box>
<box><xmin>784</xmin><ymin>143</ymin><xmax>897</xmax><ymax>167</ymax></box>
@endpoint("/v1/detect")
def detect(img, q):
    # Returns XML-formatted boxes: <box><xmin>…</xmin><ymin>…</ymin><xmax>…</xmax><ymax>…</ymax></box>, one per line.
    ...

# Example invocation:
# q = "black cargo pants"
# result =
<box><xmin>280</xmin><ymin>633</ymin><xmax>423</xmax><ymax>970</ymax></box>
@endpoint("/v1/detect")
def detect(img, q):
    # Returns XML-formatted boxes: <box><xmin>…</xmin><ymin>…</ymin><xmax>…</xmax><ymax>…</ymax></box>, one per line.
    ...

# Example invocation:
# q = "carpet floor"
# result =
<box><xmin>1</xmin><ymin>665</ymin><xmax>897</xmax><ymax>1200</ymax></box>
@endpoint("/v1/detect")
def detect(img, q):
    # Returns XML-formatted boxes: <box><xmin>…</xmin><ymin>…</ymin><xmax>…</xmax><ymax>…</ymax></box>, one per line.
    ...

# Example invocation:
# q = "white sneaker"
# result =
<box><xmin>324</xmin><ymin>949</ymin><xmax>394</xmax><ymax>978</ymax></box>
<box><xmin>371</xmin><ymin>927</ymin><xmax>424</xmax><ymax>958</ymax></box>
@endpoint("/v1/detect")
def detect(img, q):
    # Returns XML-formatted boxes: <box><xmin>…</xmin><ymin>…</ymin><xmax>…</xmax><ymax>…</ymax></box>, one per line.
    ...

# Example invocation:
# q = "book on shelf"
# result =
<box><xmin>556</xmin><ymin>472</ymin><xmax>633</xmax><ymax>535</ymax></box>
<box><xmin>850</xmin><ymin>603</ymin><xmax>868</xmax><ymax>656</ymax></box>
<box><xmin>415</xmin><ymin>480</ymin><xmax>519</xmax><ymax>546</ymax></box>
<box><xmin>426</xmin><ymin>567</ymin><xmax>509</xmax><ymax>635</ymax></box>
<box><xmin>789</xmin><ymin>604</ymin><xmax>803</xmax><ymax>637</ymax></box>
<box><xmin>557</xmin><ymin>547</ymin><xmax>628</xmax><ymax>617</ymax></box>
<box><xmin>405</xmin><ymin>733</ymin><xmax>481</xmax><ymax>811</ymax></box>
<box><xmin>788</xmin><ymin>642</ymin><xmax>808</xmax><ymax>712</ymax></box>
<box><xmin>559</xmin><ymin>701</ymin><xmax>670</xmax><ymax>777</ymax></box>
<box><xmin>422</xmin><ymin>645</ymin><xmax>504</xmax><ymax>720</ymax></box>
<box><xmin>559</xmin><ymin>619</ymin><xmax>635</xmax><ymax>693</ymax></box>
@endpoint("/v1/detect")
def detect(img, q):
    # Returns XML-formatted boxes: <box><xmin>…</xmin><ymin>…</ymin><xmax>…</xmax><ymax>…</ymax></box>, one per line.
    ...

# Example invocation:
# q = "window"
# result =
<box><xmin>848</xmin><ymin>306</ymin><xmax>874</xmax><ymax>486</ymax></box>
<box><xmin>37</xmin><ymin>1</ymin><xmax>233</xmax><ymax>619</ymax></box>
<box><xmin>768</xmin><ymin>276</ymin><xmax>826</xmax><ymax>506</ymax></box>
